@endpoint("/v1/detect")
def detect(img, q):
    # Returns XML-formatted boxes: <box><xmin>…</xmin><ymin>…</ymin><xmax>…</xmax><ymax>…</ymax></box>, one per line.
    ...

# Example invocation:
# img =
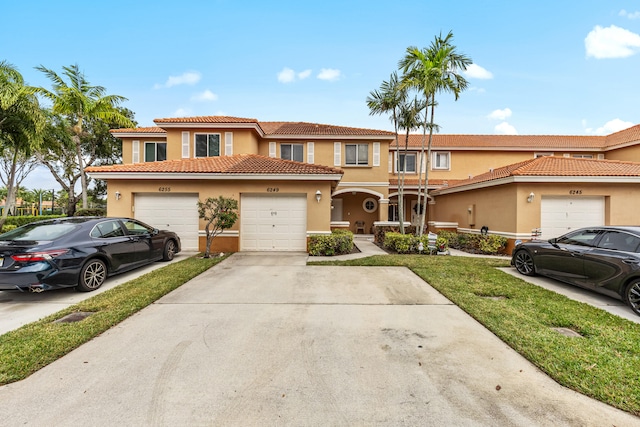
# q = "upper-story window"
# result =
<box><xmin>195</xmin><ymin>133</ymin><xmax>220</xmax><ymax>157</ymax></box>
<box><xmin>534</xmin><ymin>152</ymin><xmax>553</xmax><ymax>158</ymax></box>
<box><xmin>432</xmin><ymin>151</ymin><xmax>450</xmax><ymax>170</ymax></box>
<box><xmin>396</xmin><ymin>153</ymin><xmax>417</xmax><ymax>173</ymax></box>
<box><xmin>281</xmin><ymin>144</ymin><xmax>303</xmax><ymax>162</ymax></box>
<box><xmin>345</xmin><ymin>144</ymin><xmax>368</xmax><ymax>166</ymax></box>
<box><xmin>572</xmin><ymin>154</ymin><xmax>593</xmax><ymax>159</ymax></box>
<box><xmin>145</xmin><ymin>142</ymin><xmax>167</xmax><ymax>162</ymax></box>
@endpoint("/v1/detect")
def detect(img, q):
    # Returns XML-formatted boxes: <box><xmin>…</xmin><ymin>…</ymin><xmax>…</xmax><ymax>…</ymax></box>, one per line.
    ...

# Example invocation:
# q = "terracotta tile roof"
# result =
<box><xmin>603</xmin><ymin>124</ymin><xmax>640</xmax><ymax>148</ymax></box>
<box><xmin>154</xmin><ymin>115</ymin><xmax>258</xmax><ymax>124</ymax></box>
<box><xmin>86</xmin><ymin>154</ymin><xmax>343</xmax><ymax>176</ymax></box>
<box><xmin>110</xmin><ymin>127</ymin><xmax>166</xmax><ymax>134</ymax></box>
<box><xmin>259</xmin><ymin>121</ymin><xmax>395</xmax><ymax>137</ymax></box>
<box><xmin>434</xmin><ymin>156</ymin><xmax>640</xmax><ymax>192</ymax></box>
<box><xmin>397</xmin><ymin>134</ymin><xmax>607</xmax><ymax>149</ymax></box>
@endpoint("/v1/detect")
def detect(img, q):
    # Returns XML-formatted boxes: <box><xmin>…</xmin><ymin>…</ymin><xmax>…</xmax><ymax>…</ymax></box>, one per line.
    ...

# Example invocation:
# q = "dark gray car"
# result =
<box><xmin>0</xmin><ymin>217</ymin><xmax>181</xmax><ymax>293</ymax></box>
<box><xmin>512</xmin><ymin>226</ymin><xmax>640</xmax><ymax>317</ymax></box>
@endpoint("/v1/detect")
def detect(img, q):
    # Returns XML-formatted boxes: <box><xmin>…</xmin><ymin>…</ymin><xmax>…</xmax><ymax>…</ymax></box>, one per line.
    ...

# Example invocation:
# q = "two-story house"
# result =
<box><xmin>87</xmin><ymin>115</ymin><xmax>640</xmax><ymax>252</ymax></box>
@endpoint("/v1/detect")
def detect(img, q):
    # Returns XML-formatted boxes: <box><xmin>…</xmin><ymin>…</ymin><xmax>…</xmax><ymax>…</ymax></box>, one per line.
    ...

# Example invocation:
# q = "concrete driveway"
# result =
<box><xmin>0</xmin><ymin>252</ymin><xmax>638</xmax><ymax>426</ymax></box>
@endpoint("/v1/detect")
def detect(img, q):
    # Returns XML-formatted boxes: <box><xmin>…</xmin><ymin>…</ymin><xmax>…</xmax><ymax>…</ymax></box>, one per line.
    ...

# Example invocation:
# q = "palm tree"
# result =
<box><xmin>367</xmin><ymin>72</ymin><xmax>410</xmax><ymax>232</ymax></box>
<box><xmin>400</xmin><ymin>31</ymin><xmax>471</xmax><ymax>236</ymax></box>
<box><xmin>0</xmin><ymin>61</ymin><xmax>44</xmax><ymax>227</ymax></box>
<box><xmin>35</xmin><ymin>64</ymin><xmax>134</xmax><ymax>210</ymax></box>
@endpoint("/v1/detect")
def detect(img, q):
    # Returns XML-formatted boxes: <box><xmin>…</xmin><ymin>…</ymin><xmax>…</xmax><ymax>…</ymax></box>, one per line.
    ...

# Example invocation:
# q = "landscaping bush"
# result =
<box><xmin>0</xmin><ymin>215</ymin><xmax>65</xmax><ymax>232</ymax></box>
<box><xmin>308</xmin><ymin>230</ymin><xmax>354</xmax><ymax>256</ymax></box>
<box><xmin>438</xmin><ymin>230</ymin><xmax>508</xmax><ymax>255</ymax></box>
<box><xmin>383</xmin><ymin>231</ymin><xmax>445</xmax><ymax>254</ymax></box>
<box><xmin>373</xmin><ymin>225</ymin><xmax>417</xmax><ymax>244</ymax></box>
<box><xmin>75</xmin><ymin>208</ymin><xmax>106</xmax><ymax>216</ymax></box>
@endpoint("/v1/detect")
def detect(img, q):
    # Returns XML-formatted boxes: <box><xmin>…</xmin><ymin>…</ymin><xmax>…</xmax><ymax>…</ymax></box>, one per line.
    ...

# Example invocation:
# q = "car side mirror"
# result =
<box><xmin>549</xmin><ymin>237</ymin><xmax>559</xmax><ymax>248</ymax></box>
<box><xmin>152</xmin><ymin>228</ymin><xmax>159</xmax><ymax>236</ymax></box>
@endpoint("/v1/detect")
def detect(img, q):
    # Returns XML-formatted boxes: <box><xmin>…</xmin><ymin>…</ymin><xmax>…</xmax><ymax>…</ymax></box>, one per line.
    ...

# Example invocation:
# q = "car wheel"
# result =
<box><xmin>624</xmin><ymin>280</ymin><xmax>640</xmax><ymax>316</ymax></box>
<box><xmin>162</xmin><ymin>240</ymin><xmax>177</xmax><ymax>261</ymax></box>
<box><xmin>514</xmin><ymin>249</ymin><xmax>536</xmax><ymax>276</ymax></box>
<box><xmin>77</xmin><ymin>259</ymin><xmax>107</xmax><ymax>292</ymax></box>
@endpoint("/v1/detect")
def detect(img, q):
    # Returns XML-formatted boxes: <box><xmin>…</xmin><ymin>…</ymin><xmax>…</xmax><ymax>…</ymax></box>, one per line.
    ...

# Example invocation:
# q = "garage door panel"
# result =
<box><xmin>541</xmin><ymin>197</ymin><xmax>604</xmax><ymax>240</ymax></box>
<box><xmin>241</xmin><ymin>195</ymin><xmax>307</xmax><ymax>251</ymax></box>
<box><xmin>135</xmin><ymin>193</ymin><xmax>199</xmax><ymax>251</ymax></box>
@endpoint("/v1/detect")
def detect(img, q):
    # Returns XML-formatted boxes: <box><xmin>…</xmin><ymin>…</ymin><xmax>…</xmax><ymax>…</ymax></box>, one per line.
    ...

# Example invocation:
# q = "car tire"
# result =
<box><xmin>624</xmin><ymin>280</ymin><xmax>640</xmax><ymax>316</ymax></box>
<box><xmin>77</xmin><ymin>259</ymin><xmax>107</xmax><ymax>292</ymax></box>
<box><xmin>513</xmin><ymin>249</ymin><xmax>536</xmax><ymax>276</ymax></box>
<box><xmin>162</xmin><ymin>239</ymin><xmax>177</xmax><ymax>261</ymax></box>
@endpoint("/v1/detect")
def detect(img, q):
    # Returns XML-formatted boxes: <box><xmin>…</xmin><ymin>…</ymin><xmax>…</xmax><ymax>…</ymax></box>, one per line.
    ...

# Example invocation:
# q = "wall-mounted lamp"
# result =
<box><xmin>115</xmin><ymin>191</ymin><xmax>121</xmax><ymax>200</ymax></box>
<box><xmin>527</xmin><ymin>192</ymin><xmax>535</xmax><ymax>203</ymax></box>
<box><xmin>315</xmin><ymin>190</ymin><xmax>322</xmax><ymax>203</ymax></box>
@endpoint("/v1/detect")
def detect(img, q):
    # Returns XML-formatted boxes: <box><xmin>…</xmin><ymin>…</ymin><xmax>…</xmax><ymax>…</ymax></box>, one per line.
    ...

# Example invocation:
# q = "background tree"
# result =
<box><xmin>35</xmin><ymin>64</ymin><xmax>134</xmax><ymax>210</ymax></box>
<box><xmin>197</xmin><ymin>196</ymin><xmax>239</xmax><ymax>258</ymax></box>
<box><xmin>400</xmin><ymin>31</ymin><xmax>471</xmax><ymax>236</ymax></box>
<box><xmin>0</xmin><ymin>61</ymin><xmax>44</xmax><ymax>227</ymax></box>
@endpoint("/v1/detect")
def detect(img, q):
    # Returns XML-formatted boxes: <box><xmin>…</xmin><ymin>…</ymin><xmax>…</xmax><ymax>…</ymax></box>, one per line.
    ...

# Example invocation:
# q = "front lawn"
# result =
<box><xmin>309</xmin><ymin>255</ymin><xmax>640</xmax><ymax>416</ymax></box>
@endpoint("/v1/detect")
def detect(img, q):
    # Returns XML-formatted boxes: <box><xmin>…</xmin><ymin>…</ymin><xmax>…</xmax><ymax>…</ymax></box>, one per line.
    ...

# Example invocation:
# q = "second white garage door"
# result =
<box><xmin>134</xmin><ymin>193</ymin><xmax>199</xmax><ymax>251</ymax></box>
<box><xmin>241</xmin><ymin>194</ymin><xmax>307</xmax><ymax>251</ymax></box>
<box><xmin>540</xmin><ymin>196</ymin><xmax>604</xmax><ymax>240</ymax></box>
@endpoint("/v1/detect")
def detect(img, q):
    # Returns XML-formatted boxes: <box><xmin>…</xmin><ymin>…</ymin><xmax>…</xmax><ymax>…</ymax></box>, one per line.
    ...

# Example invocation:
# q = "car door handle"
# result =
<box><xmin>623</xmin><ymin>258</ymin><xmax>640</xmax><ymax>264</ymax></box>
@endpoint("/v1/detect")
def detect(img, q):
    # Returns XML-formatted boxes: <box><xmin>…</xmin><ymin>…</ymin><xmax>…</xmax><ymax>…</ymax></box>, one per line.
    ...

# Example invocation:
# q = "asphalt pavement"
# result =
<box><xmin>0</xmin><ymin>247</ymin><xmax>638</xmax><ymax>426</ymax></box>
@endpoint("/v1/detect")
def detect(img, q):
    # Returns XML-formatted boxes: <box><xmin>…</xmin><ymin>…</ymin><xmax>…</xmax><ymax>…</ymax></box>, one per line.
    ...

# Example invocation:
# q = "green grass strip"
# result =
<box><xmin>310</xmin><ymin>255</ymin><xmax>640</xmax><ymax>416</ymax></box>
<box><xmin>0</xmin><ymin>254</ymin><xmax>226</xmax><ymax>385</ymax></box>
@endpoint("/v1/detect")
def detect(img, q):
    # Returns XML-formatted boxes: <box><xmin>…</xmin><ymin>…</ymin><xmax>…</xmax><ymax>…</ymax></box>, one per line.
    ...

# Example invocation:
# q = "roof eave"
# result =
<box><xmin>87</xmin><ymin>172</ymin><xmax>343</xmax><ymax>181</ymax></box>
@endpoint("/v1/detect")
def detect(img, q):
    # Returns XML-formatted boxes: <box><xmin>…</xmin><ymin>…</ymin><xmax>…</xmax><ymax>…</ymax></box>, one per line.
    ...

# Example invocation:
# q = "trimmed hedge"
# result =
<box><xmin>75</xmin><ymin>208</ymin><xmax>106</xmax><ymax>216</ymax></box>
<box><xmin>383</xmin><ymin>232</ymin><xmax>446</xmax><ymax>254</ymax></box>
<box><xmin>438</xmin><ymin>230</ymin><xmax>508</xmax><ymax>255</ymax></box>
<box><xmin>309</xmin><ymin>229</ymin><xmax>354</xmax><ymax>256</ymax></box>
<box><xmin>0</xmin><ymin>215</ymin><xmax>66</xmax><ymax>232</ymax></box>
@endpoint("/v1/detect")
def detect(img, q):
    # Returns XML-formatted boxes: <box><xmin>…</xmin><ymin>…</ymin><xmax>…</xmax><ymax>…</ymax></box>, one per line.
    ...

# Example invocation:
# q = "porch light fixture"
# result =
<box><xmin>315</xmin><ymin>190</ymin><xmax>322</xmax><ymax>203</ymax></box>
<box><xmin>527</xmin><ymin>192</ymin><xmax>535</xmax><ymax>203</ymax></box>
<box><xmin>115</xmin><ymin>191</ymin><xmax>121</xmax><ymax>200</ymax></box>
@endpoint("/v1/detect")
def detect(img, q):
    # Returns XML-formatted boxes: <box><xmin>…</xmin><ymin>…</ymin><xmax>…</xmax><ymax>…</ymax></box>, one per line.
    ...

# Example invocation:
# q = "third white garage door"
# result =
<box><xmin>241</xmin><ymin>194</ymin><xmax>307</xmax><ymax>251</ymax></box>
<box><xmin>540</xmin><ymin>196</ymin><xmax>604</xmax><ymax>239</ymax></box>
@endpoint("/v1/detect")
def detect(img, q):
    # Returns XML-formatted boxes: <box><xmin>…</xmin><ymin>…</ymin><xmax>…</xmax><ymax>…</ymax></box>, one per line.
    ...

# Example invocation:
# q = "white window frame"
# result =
<box><xmin>345</xmin><ymin>143</ymin><xmax>369</xmax><ymax>166</ymax></box>
<box><xmin>144</xmin><ymin>141</ymin><xmax>167</xmax><ymax>162</ymax></box>
<box><xmin>363</xmin><ymin>198</ymin><xmax>378</xmax><ymax>213</ymax></box>
<box><xmin>194</xmin><ymin>133</ymin><xmax>221</xmax><ymax>158</ymax></box>
<box><xmin>395</xmin><ymin>152</ymin><xmax>417</xmax><ymax>173</ymax></box>
<box><xmin>432</xmin><ymin>151</ymin><xmax>450</xmax><ymax>170</ymax></box>
<box><xmin>280</xmin><ymin>143</ymin><xmax>304</xmax><ymax>162</ymax></box>
<box><xmin>572</xmin><ymin>154</ymin><xmax>593</xmax><ymax>159</ymax></box>
<box><xmin>534</xmin><ymin>152</ymin><xmax>554</xmax><ymax>158</ymax></box>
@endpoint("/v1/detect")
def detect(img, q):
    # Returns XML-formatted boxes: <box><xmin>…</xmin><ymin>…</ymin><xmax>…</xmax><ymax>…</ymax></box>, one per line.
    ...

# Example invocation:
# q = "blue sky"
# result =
<box><xmin>2</xmin><ymin>0</ymin><xmax>640</xmax><ymax>189</ymax></box>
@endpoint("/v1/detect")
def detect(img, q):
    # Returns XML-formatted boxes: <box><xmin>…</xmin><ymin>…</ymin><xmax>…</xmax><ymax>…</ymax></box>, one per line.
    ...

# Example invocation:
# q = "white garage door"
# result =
<box><xmin>541</xmin><ymin>196</ymin><xmax>604</xmax><ymax>240</ymax></box>
<box><xmin>134</xmin><ymin>193</ymin><xmax>199</xmax><ymax>251</ymax></box>
<box><xmin>241</xmin><ymin>194</ymin><xmax>307</xmax><ymax>251</ymax></box>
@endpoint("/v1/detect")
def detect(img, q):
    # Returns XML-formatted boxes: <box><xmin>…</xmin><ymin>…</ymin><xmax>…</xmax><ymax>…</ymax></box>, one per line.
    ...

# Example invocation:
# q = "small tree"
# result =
<box><xmin>197</xmin><ymin>196</ymin><xmax>238</xmax><ymax>258</ymax></box>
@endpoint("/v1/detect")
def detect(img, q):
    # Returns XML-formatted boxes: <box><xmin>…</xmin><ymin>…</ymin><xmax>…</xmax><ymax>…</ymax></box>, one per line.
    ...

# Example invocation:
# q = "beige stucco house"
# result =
<box><xmin>86</xmin><ymin>116</ymin><xmax>640</xmax><ymax>253</ymax></box>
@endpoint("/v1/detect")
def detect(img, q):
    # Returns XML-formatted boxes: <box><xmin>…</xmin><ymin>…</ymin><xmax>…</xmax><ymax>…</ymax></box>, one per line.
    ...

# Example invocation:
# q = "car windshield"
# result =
<box><xmin>0</xmin><ymin>223</ymin><xmax>78</xmax><ymax>241</ymax></box>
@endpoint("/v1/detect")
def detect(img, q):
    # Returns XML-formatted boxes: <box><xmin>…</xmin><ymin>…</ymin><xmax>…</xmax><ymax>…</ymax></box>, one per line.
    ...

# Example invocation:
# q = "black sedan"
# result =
<box><xmin>0</xmin><ymin>217</ymin><xmax>181</xmax><ymax>293</ymax></box>
<box><xmin>512</xmin><ymin>226</ymin><xmax>640</xmax><ymax>316</ymax></box>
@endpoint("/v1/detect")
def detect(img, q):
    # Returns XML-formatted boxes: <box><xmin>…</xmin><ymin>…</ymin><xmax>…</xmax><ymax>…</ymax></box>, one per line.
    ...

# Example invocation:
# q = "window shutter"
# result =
<box><xmin>421</xmin><ymin>152</ymin><xmax>426</xmax><ymax>173</ymax></box>
<box><xmin>388</xmin><ymin>152</ymin><xmax>393</xmax><ymax>173</ymax></box>
<box><xmin>132</xmin><ymin>140</ymin><xmax>140</xmax><ymax>163</ymax></box>
<box><xmin>307</xmin><ymin>142</ymin><xmax>314</xmax><ymax>163</ymax></box>
<box><xmin>269</xmin><ymin>142</ymin><xmax>276</xmax><ymax>158</ymax></box>
<box><xmin>181</xmin><ymin>132</ymin><xmax>189</xmax><ymax>158</ymax></box>
<box><xmin>373</xmin><ymin>142</ymin><xmax>380</xmax><ymax>166</ymax></box>
<box><xmin>225</xmin><ymin>132</ymin><xmax>233</xmax><ymax>156</ymax></box>
<box><xmin>597</xmin><ymin>154</ymin><xmax>605</xmax><ymax>160</ymax></box>
<box><xmin>334</xmin><ymin>142</ymin><xmax>341</xmax><ymax>166</ymax></box>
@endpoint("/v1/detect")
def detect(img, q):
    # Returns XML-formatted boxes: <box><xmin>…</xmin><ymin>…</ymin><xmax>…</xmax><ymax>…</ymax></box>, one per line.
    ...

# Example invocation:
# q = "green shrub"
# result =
<box><xmin>437</xmin><ymin>231</ymin><xmax>507</xmax><ymax>255</ymax></box>
<box><xmin>75</xmin><ymin>208</ymin><xmax>106</xmax><ymax>217</ymax></box>
<box><xmin>308</xmin><ymin>230</ymin><xmax>354</xmax><ymax>256</ymax></box>
<box><xmin>0</xmin><ymin>224</ymin><xmax>17</xmax><ymax>233</ymax></box>
<box><xmin>1</xmin><ymin>215</ymin><xmax>65</xmax><ymax>230</ymax></box>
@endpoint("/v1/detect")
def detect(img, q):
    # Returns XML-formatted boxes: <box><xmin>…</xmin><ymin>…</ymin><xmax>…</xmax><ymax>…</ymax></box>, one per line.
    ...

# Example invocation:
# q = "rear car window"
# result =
<box><xmin>0</xmin><ymin>223</ymin><xmax>78</xmax><ymax>241</ymax></box>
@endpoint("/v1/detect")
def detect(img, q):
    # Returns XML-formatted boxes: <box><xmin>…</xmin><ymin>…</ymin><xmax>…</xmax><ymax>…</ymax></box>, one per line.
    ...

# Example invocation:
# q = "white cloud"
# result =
<box><xmin>154</xmin><ymin>71</ymin><xmax>202</xmax><ymax>89</ymax></box>
<box><xmin>464</xmin><ymin>64</ymin><xmax>493</xmax><ymax>79</ymax></box>
<box><xmin>277</xmin><ymin>67</ymin><xmax>313</xmax><ymax>83</ymax></box>
<box><xmin>317</xmin><ymin>68</ymin><xmax>342</xmax><ymax>81</ymax></box>
<box><xmin>298</xmin><ymin>69</ymin><xmax>312</xmax><ymax>80</ymax></box>
<box><xmin>585</xmin><ymin>25</ymin><xmax>640</xmax><ymax>58</ymax></box>
<box><xmin>494</xmin><ymin>122</ymin><xmax>518</xmax><ymax>135</ymax></box>
<box><xmin>619</xmin><ymin>9</ymin><xmax>640</xmax><ymax>19</ymax></box>
<box><xmin>584</xmin><ymin>118</ymin><xmax>634</xmax><ymax>135</ymax></box>
<box><xmin>173</xmin><ymin>108</ymin><xmax>191</xmax><ymax>117</ymax></box>
<box><xmin>191</xmin><ymin>89</ymin><xmax>218</xmax><ymax>102</ymax></box>
<box><xmin>487</xmin><ymin>108</ymin><xmax>512</xmax><ymax>121</ymax></box>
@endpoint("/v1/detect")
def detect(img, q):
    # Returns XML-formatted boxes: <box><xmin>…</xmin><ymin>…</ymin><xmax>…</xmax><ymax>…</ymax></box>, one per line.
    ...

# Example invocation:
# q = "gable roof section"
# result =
<box><xmin>86</xmin><ymin>154</ymin><xmax>343</xmax><ymax>181</ymax></box>
<box><xmin>602</xmin><ymin>124</ymin><xmax>640</xmax><ymax>149</ymax></box>
<box><xmin>433</xmin><ymin>156</ymin><xmax>640</xmax><ymax>195</ymax></box>
<box><xmin>110</xmin><ymin>127</ymin><xmax>166</xmax><ymax>137</ymax></box>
